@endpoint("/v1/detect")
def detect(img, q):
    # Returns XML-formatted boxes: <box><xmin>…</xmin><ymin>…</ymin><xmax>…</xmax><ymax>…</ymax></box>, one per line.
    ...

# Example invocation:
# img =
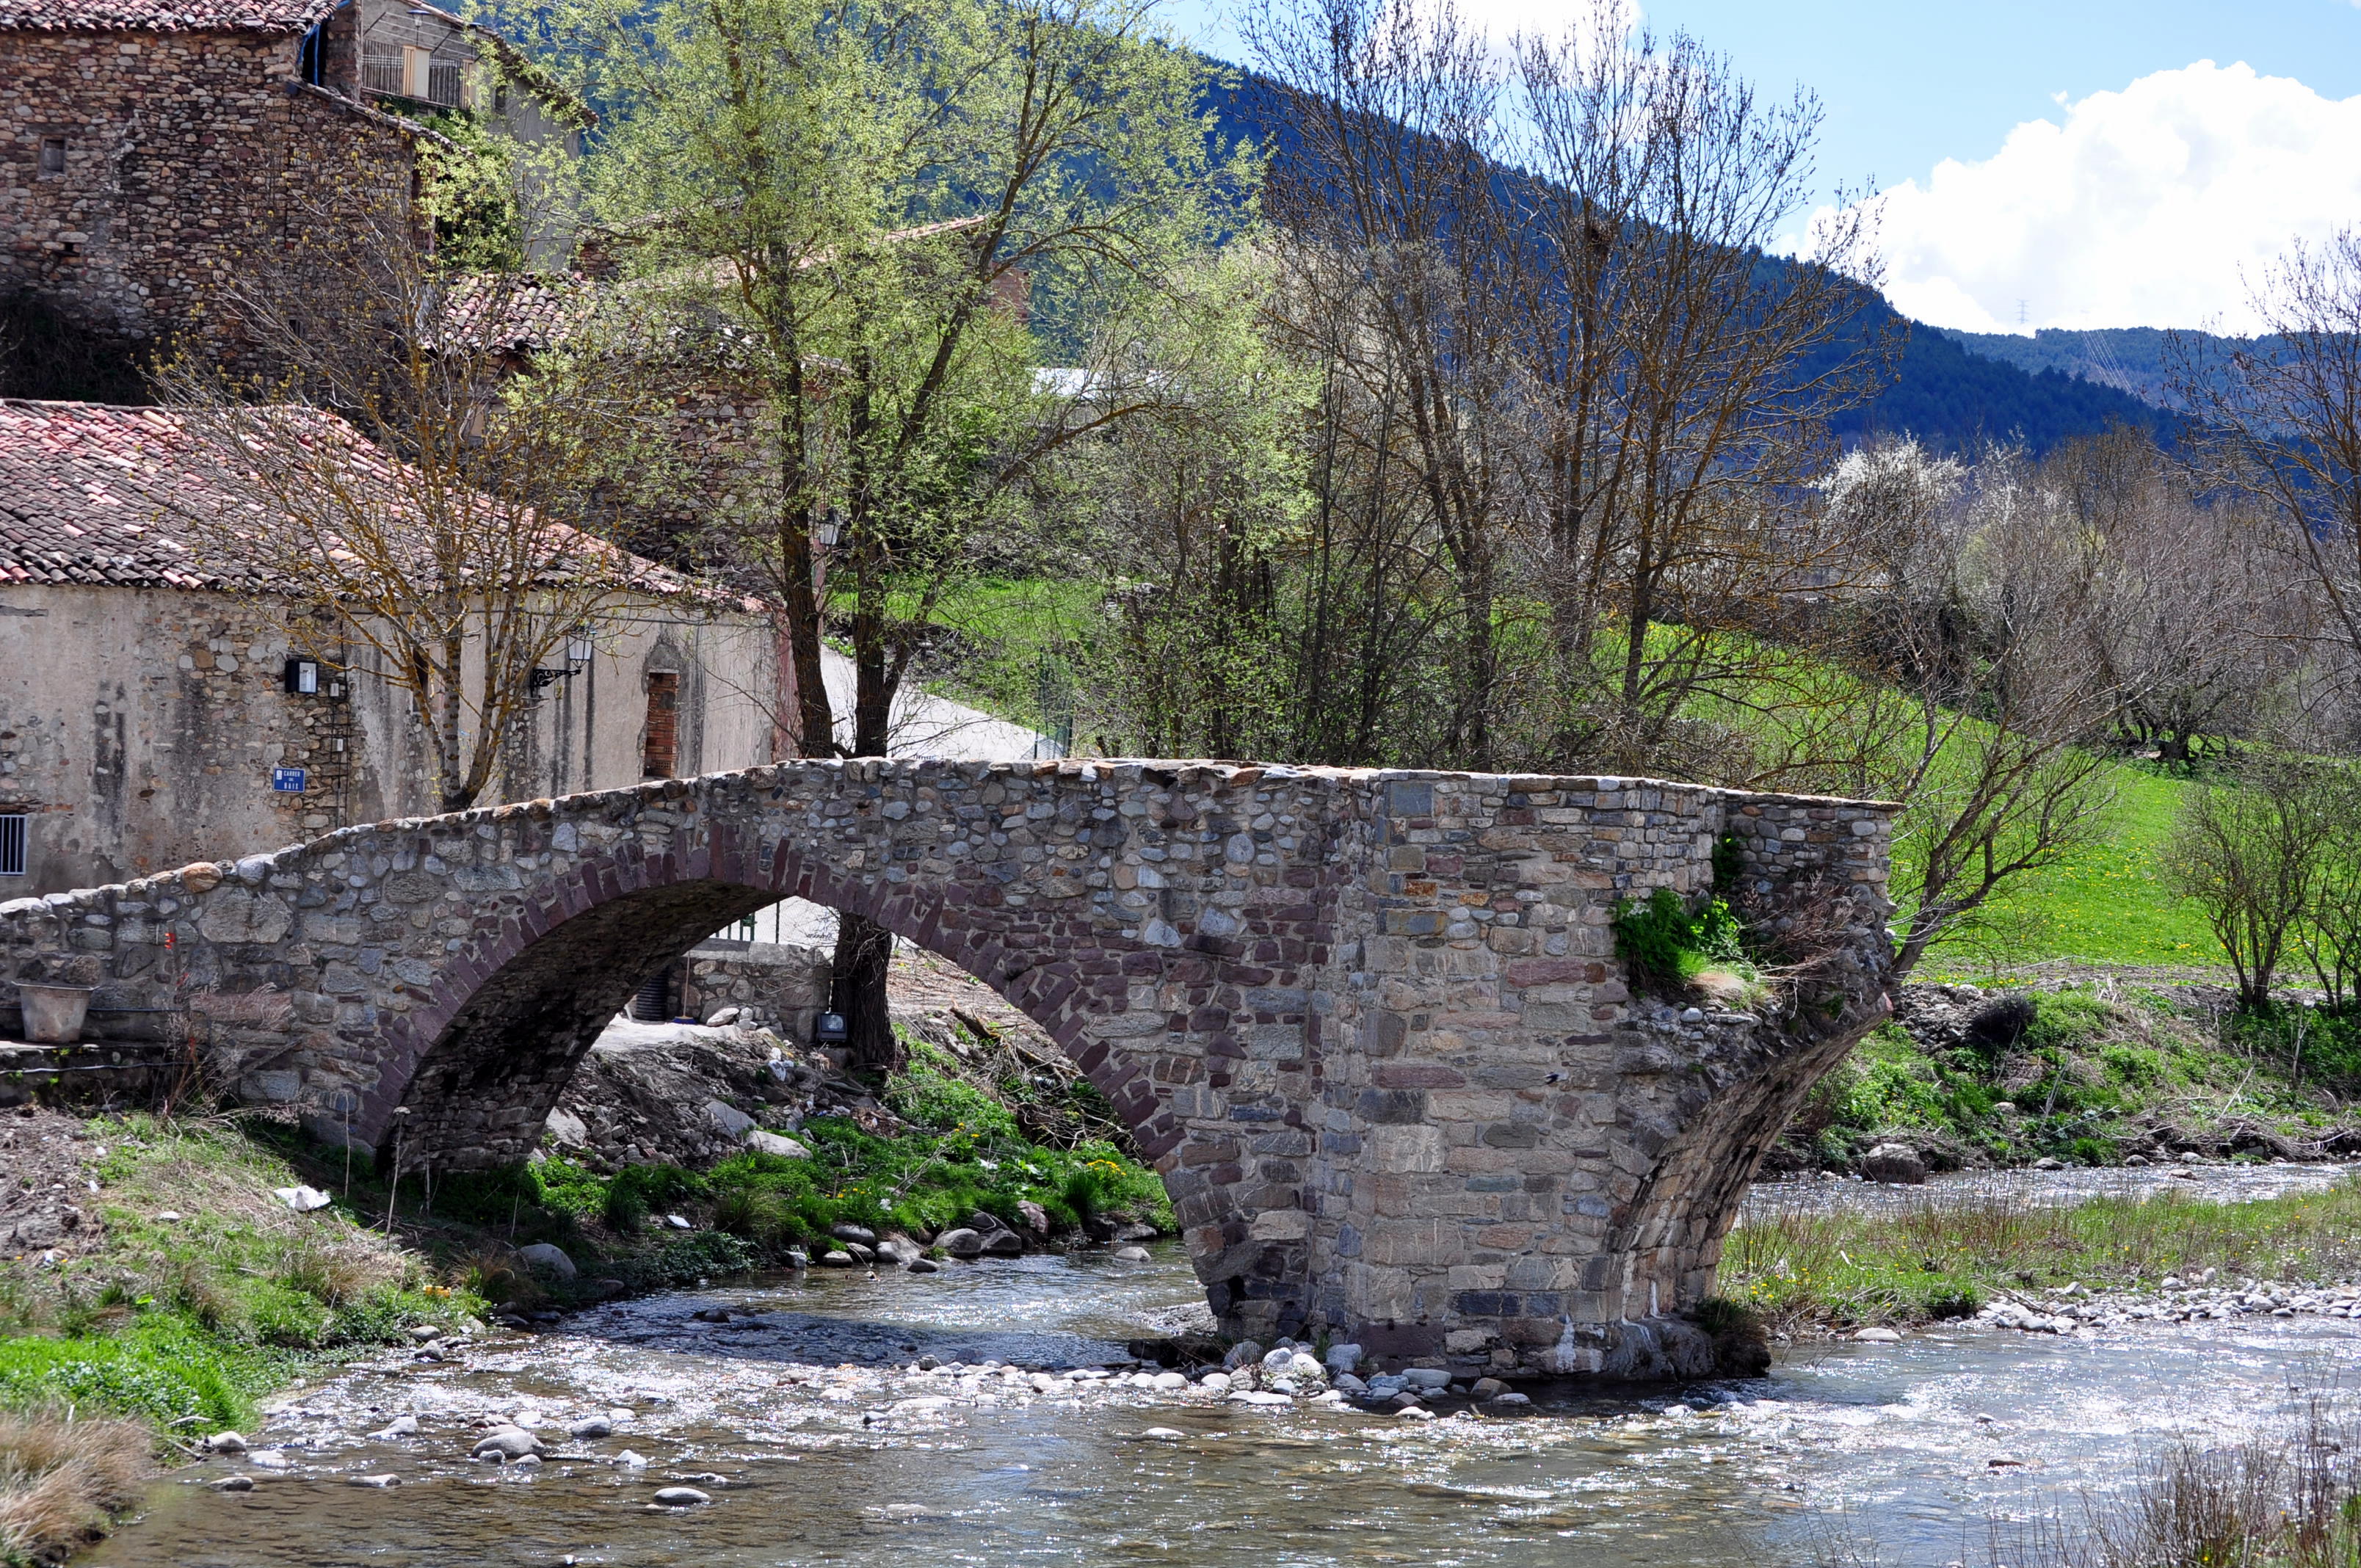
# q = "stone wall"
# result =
<box><xmin>0</xmin><ymin>583</ymin><xmax>778</xmax><ymax>894</ymax></box>
<box><xmin>678</xmin><ymin>938</ymin><xmax>830</xmax><ymax>1039</ymax></box>
<box><xmin>0</xmin><ymin>27</ymin><xmax>408</xmax><ymax>349</ymax></box>
<box><xmin>0</xmin><ymin>758</ymin><xmax>1896</xmax><ymax>1373</ymax></box>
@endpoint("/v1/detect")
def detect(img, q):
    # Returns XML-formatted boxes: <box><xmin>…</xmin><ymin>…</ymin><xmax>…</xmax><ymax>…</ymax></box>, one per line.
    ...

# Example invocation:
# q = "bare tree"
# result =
<box><xmin>2042</xmin><ymin>425</ymin><xmax>2289</xmax><ymax>767</ymax></box>
<box><xmin>1506</xmin><ymin>2</ymin><xmax>1895</xmax><ymax>766</ymax></box>
<box><xmin>1247</xmin><ymin>0</ymin><xmax>1526</xmax><ymax>769</ymax></box>
<box><xmin>1816</xmin><ymin>441</ymin><xmax>2141</xmax><ymax>976</ymax></box>
<box><xmin>2162</xmin><ymin>756</ymin><xmax>2337</xmax><ymax>1009</ymax></box>
<box><xmin>155</xmin><ymin>137</ymin><xmax>688</xmax><ymax>813</ymax></box>
<box><xmin>2173</xmin><ymin>230</ymin><xmax>2361</xmax><ymax>688</ymax></box>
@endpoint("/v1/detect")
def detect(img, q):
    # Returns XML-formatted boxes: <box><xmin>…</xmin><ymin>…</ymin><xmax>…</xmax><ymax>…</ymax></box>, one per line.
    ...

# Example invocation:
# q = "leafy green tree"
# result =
<box><xmin>543</xmin><ymin>0</ymin><xmax>1252</xmax><ymax>1067</ymax></box>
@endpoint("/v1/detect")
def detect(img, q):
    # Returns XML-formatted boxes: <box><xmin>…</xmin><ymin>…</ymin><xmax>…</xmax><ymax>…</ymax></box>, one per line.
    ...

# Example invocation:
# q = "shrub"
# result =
<box><xmin>1612</xmin><ymin>887</ymin><xmax>1755</xmax><ymax>998</ymax></box>
<box><xmin>1965</xmin><ymin>994</ymin><xmax>2037</xmax><ymax>1053</ymax></box>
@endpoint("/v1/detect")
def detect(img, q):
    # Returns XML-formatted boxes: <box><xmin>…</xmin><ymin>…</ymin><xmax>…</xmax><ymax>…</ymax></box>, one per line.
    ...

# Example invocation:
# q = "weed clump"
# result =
<box><xmin>1611</xmin><ymin>887</ymin><xmax>1767</xmax><ymax>1007</ymax></box>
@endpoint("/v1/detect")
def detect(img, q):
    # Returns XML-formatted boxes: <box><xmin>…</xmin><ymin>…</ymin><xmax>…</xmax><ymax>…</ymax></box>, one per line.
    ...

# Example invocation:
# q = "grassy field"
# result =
<box><xmin>1915</xmin><ymin>763</ymin><xmax>2227</xmax><ymax>977</ymax></box>
<box><xmin>1720</xmin><ymin>1173</ymin><xmax>2361</xmax><ymax>1331</ymax></box>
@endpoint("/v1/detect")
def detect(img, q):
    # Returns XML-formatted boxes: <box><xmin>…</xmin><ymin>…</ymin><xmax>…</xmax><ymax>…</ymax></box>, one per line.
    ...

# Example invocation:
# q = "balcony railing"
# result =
<box><xmin>359</xmin><ymin>54</ymin><xmax>465</xmax><ymax>107</ymax></box>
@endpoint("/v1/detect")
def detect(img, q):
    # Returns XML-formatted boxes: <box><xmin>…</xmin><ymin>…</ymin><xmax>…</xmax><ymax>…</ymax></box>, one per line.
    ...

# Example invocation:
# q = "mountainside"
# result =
<box><xmin>1934</xmin><ymin>327</ymin><xmax>2203</xmax><ymax>409</ymax></box>
<box><xmin>1203</xmin><ymin>73</ymin><xmax>2178</xmax><ymax>457</ymax></box>
<box><xmin>1847</xmin><ymin>319</ymin><xmax>2175</xmax><ymax>454</ymax></box>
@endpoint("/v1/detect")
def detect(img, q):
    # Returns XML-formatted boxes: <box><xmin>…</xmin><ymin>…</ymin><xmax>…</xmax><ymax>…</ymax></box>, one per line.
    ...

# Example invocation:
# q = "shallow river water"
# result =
<box><xmin>87</xmin><ymin>1168</ymin><xmax>2361</xmax><ymax>1568</ymax></box>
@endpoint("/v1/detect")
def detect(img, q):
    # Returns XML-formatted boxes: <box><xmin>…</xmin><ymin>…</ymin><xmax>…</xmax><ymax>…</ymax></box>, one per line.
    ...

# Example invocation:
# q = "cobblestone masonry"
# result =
<box><xmin>0</xmin><ymin>758</ymin><xmax>1896</xmax><ymax>1372</ymax></box>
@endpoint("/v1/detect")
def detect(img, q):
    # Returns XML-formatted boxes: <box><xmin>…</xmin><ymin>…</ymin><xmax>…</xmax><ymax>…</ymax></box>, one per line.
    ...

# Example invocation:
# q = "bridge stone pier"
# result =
<box><xmin>0</xmin><ymin>759</ymin><xmax>1895</xmax><ymax>1377</ymax></box>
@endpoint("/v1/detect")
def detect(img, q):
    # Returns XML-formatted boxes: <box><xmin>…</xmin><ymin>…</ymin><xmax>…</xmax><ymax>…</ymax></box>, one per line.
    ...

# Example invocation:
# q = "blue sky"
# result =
<box><xmin>1161</xmin><ymin>0</ymin><xmax>2361</xmax><ymax>332</ymax></box>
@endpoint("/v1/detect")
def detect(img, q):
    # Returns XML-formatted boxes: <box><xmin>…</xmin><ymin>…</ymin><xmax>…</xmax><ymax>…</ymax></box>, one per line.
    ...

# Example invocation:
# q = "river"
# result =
<box><xmin>85</xmin><ymin>1166</ymin><xmax>2361</xmax><ymax>1568</ymax></box>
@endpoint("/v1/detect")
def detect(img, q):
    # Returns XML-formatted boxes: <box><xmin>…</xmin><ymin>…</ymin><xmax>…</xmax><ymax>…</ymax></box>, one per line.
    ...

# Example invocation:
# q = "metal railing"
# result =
<box><xmin>359</xmin><ymin>54</ymin><xmax>465</xmax><ymax>106</ymax></box>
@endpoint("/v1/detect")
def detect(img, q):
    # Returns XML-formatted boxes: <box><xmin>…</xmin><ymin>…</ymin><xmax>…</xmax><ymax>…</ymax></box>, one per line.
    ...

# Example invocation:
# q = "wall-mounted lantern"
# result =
<box><xmin>813</xmin><ymin>509</ymin><xmax>844</xmax><ymax>549</ymax></box>
<box><xmin>814</xmin><ymin>1011</ymin><xmax>849</xmax><ymax>1046</ymax></box>
<box><xmin>283</xmin><ymin>658</ymin><xmax>319</xmax><ymax>694</ymax></box>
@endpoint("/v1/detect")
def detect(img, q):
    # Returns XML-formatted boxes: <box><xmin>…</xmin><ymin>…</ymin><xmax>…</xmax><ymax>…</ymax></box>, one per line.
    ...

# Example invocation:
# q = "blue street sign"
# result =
<box><xmin>272</xmin><ymin>767</ymin><xmax>308</xmax><ymax>793</ymax></box>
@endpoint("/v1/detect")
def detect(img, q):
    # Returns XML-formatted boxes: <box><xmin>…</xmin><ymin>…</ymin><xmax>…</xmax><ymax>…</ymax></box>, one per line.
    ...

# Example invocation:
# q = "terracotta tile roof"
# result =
<box><xmin>0</xmin><ymin>0</ymin><xmax>338</xmax><ymax>31</ymax></box>
<box><xmin>0</xmin><ymin>401</ymin><xmax>264</xmax><ymax>589</ymax></box>
<box><xmin>0</xmin><ymin>400</ymin><xmax>742</xmax><ymax>606</ymax></box>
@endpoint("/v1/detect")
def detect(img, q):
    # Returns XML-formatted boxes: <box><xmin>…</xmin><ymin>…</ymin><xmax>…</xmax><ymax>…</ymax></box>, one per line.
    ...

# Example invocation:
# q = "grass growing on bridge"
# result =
<box><xmin>1720</xmin><ymin>1173</ymin><xmax>2361</xmax><ymax>1332</ymax></box>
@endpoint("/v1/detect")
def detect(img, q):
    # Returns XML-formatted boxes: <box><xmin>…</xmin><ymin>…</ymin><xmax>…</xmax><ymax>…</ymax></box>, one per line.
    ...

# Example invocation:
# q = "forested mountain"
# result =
<box><xmin>1845</xmin><ymin>316</ymin><xmax>2175</xmax><ymax>454</ymax></box>
<box><xmin>1935</xmin><ymin>327</ymin><xmax>2197</xmax><ymax>407</ymax></box>
<box><xmin>1200</xmin><ymin>70</ymin><xmax>2183</xmax><ymax>457</ymax></box>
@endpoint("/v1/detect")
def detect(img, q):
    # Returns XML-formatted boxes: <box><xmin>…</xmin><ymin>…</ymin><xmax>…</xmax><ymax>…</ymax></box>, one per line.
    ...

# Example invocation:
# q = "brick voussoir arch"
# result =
<box><xmin>0</xmin><ymin>759</ymin><xmax>1898</xmax><ymax>1373</ymax></box>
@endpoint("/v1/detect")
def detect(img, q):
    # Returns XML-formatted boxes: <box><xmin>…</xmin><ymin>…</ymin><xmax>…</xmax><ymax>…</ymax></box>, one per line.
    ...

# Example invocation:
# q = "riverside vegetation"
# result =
<box><xmin>0</xmin><ymin>1028</ymin><xmax>1172</xmax><ymax>1561</ymax></box>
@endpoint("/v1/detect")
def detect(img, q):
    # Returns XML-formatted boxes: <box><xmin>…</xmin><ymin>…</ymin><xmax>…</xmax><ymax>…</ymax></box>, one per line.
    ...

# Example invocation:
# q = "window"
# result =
<box><xmin>297</xmin><ymin>23</ymin><xmax>324</xmax><ymax>85</ymax></box>
<box><xmin>492</xmin><ymin>84</ymin><xmax>507</xmax><ymax>115</ymax></box>
<box><xmin>0</xmin><ymin>816</ymin><xmax>23</xmax><ymax>877</ymax></box>
<box><xmin>401</xmin><ymin>43</ymin><xmax>431</xmax><ymax>100</ymax></box>
<box><xmin>38</xmin><ymin>138</ymin><xmax>65</xmax><ymax>178</ymax></box>
<box><xmin>641</xmin><ymin>672</ymin><xmax>679</xmax><ymax>778</ymax></box>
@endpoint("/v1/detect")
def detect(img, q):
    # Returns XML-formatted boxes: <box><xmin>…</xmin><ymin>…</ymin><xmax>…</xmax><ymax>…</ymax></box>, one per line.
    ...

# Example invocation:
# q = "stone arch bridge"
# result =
<box><xmin>0</xmin><ymin>759</ymin><xmax>1895</xmax><ymax>1375</ymax></box>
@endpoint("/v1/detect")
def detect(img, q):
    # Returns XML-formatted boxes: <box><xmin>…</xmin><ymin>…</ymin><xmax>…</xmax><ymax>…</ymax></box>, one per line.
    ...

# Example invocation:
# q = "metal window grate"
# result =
<box><xmin>362</xmin><ymin>54</ymin><xmax>404</xmax><ymax>95</ymax></box>
<box><xmin>0</xmin><ymin>816</ymin><xmax>23</xmax><ymax>877</ymax></box>
<box><xmin>427</xmin><ymin>60</ymin><xmax>463</xmax><ymax>105</ymax></box>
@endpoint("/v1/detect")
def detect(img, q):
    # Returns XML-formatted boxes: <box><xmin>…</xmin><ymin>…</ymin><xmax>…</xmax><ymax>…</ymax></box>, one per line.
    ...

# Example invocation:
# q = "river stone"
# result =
<box><xmin>981</xmin><ymin>1230</ymin><xmax>1023</xmax><ymax>1257</ymax></box>
<box><xmin>937</xmin><ymin>1228</ymin><xmax>984</xmax><ymax>1257</ymax></box>
<box><xmin>746</xmin><ymin>1130</ymin><xmax>810</xmax><ymax>1158</ymax></box>
<box><xmin>616</xmin><ymin>1450</ymin><xmax>648</xmax><ymax>1467</ymax></box>
<box><xmin>877</xmin><ymin>1235</ymin><xmax>921</xmax><ymax>1265</ymax></box>
<box><xmin>907</xmin><ymin>1257</ymin><xmax>940</xmax><ymax>1274</ymax></box>
<box><xmin>1854</xmin><ymin>1326</ymin><xmax>1902</xmax><ymax>1343</ymax></box>
<box><xmin>211</xmin><ymin>1474</ymin><xmax>255</xmax><ymax>1492</ymax></box>
<box><xmin>1222</xmin><ymin>1340</ymin><xmax>1264</xmax><ymax>1371</ymax></box>
<box><xmin>472</xmin><ymin>1427</ymin><xmax>546</xmax><ymax>1460</ymax></box>
<box><xmin>654</xmin><ymin>1486</ymin><xmax>712</xmax><ymax>1506</ymax></box>
<box><xmin>368</xmin><ymin>1415</ymin><xmax>419</xmax><ymax>1440</ymax></box>
<box><xmin>1324</xmin><ymin>1343</ymin><xmax>1363</xmax><ymax>1374</ymax></box>
<box><xmin>206</xmin><ymin>1431</ymin><xmax>248</xmax><ymax>1454</ymax></box>
<box><xmin>1286</xmin><ymin>1351</ymin><xmax>1326</xmax><ymax>1384</ymax></box>
<box><xmin>830</xmin><ymin>1223</ymin><xmax>879</xmax><ymax>1246</ymax></box>
<box><xmin>1112</xmin><ymin>1246</ymin><xmax>1151</xmax><ymax>1261</ymax></box>
<box><xmin>819</xmin><ymin>1250</ymin><xmax>855</xmax><ymax>1267</ymax></box>
<box><xmin>1229</xmin><ymin>1390</ymin><xmax>1292</xmax><ymax>1407</ymax></box>
<box><xmin>352</xmin><ymin>1474</ymin><xmax>401</xmax><ymax>1488</ymax></box>
<box><xmin>1470</xmin><ymin>1377</ymin><xmax>1508</xmax><ymax>1399</ymax></box>
<box><xmin>1860</xmin><ymin>1143</ymin><xmax>1929</xmax><ymax>1184</ymax></box>
<box><xmin>1493</xmin><ymin>1392</ymin><xmax>1531</xmax><ymax>1407</ymax></box>
<box><xmin>517</xmin><ymin>1243</ymin><xmax>576</xmax><ymax>1280</ymax></box>
<box><xmin>248</xmin><ymin>1451</ymin><xmax>290</xmax><ymax>1470</ymax></box>
<box><xmin>1401</xmin><ymin>1368</ymin><xmax>1451</xmax><ymax>1391</ymax></box>
<box><xmin>569</xmin><ymin>1416</ymin><xmax>613</xmax><ymax>1440</ymax></box>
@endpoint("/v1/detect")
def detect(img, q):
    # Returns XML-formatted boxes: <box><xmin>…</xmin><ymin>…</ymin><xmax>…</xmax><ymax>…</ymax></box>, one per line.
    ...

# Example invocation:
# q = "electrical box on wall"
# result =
<box><xmin>283</xmin><ymin>658</ymin><xmax>319</xmax><ymax>694</ymax></box>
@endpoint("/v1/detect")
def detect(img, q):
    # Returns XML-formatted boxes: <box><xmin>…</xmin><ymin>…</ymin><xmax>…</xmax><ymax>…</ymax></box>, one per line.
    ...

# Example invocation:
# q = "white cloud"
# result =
<box><xmin>1813</xmin><ymin>61</ymin><xmax>2361</xmax><ymax>333</ymax></box>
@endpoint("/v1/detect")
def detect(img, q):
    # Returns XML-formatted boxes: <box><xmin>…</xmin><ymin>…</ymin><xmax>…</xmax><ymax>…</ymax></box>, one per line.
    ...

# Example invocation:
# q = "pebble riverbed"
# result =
<box><xmin>79</xmin><ymin>1166</ymin><xmax>2361</xmax><ymax>1568</ymax></box>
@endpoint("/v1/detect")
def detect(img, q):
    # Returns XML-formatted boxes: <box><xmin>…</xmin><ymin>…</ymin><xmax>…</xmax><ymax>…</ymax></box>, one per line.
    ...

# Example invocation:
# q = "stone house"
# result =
<box><xmin>0</xmin><ymin>0</ymin><xmax>585</xmax><ymax>356</ymax></box>
<box><xmin>0</xmin><ymin>397</ymin><xmax>779</xmax><ymax>894</ymax></box>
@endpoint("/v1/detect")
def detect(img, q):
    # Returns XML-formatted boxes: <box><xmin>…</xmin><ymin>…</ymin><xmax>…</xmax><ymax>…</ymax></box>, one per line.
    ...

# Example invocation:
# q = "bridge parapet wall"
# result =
<box><xmin>0</xmin><ymin>760</ymin><xmax>1895</xmax><ymax>1377</ymax></box>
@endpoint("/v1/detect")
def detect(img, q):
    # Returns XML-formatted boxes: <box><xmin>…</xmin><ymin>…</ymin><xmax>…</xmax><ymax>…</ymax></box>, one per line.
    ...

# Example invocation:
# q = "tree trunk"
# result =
<box><xmin>830</xmin><ymin>910</ymin><xmax>899</xmax><ymax>1073</ymax></box>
